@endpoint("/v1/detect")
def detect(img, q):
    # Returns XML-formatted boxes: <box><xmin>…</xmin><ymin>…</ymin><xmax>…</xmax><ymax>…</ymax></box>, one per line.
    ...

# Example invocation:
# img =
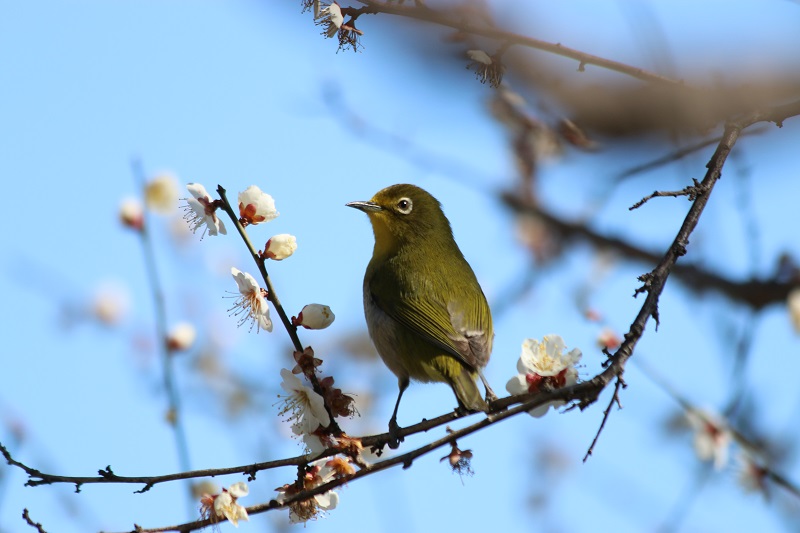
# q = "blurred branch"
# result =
<box><xmin>351</xmin><ymin>0</ymin><xmax>688</xmax><ymax>88</ymax></box>
<box><xmin>634</xmin><ymin>357</ymin><xmax>800</xmax><ymax>501</ymax></box>
<box><xmin>503</xmin><ymin>194</ymin><xmax>796</xmax><ymax>310</ymax></box>
<box><xmin>615</xmin><ymin>127</ymin><xmax>767</xmax><ymax>181</ymax></box>
<box><xmin>130</xmin><ymin>159</ymin><xmax>193</xmax><ymax>505</ymax></box>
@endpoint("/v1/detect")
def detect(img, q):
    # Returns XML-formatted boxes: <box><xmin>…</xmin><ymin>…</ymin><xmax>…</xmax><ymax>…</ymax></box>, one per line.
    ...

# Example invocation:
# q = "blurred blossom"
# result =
<box><xmin>597</xmin><ymin>327</ymin><xmax>621</xmax><ymax>350</ymax></box>
<box><xmin>506</xmin><ymin>335</ymin><xmax>581</xmax><ymax>417</ymax></box>
<box><xmin>489</xmin><ymin>87</ymin><xmax>528</xmax><ymax>127</ymax></box>
<box><xmin>192</xmin><ymin>480</ymin><xmax>221</xmax><ymax>500</ymax></box>
<box><xmin>238</xmin><ymin>185</ymin><xmax>278</xmax><ymax>226</ymax></box>
<box><xmin>264</xmin><ymin>234</ymin><xmax>297</xmax><ymax>260</ymax></box>
<box><xmin>166</xmin><ymin>321</ymin><xmax>196</xmax><ymax>352</ymax></box>
<box><xmin>292</xmin><ymin>304</ymin><xmax>335</xmax><ymax>330</ymax></box>
<box><xmin>145</xmin><ymin>172</ymin><xmax>179</xmax><ymax>214</ymax></box>
<box><xmin>278</xmin><ymin>368</ymin><xmax>331</xmax><ymax>434</ymax></box>
<box><xmin>515</xmin><ymin>214</ymin><xmax>559</xmax><ymax>263</ymax></box>
<box><xmin>184</xmin><ymin>182</ymin><xmax>227</xmax><ymax>238</ymax></box>
<box><xmin>119</xmin><ymin>197</ymin><xmax>144</xmax><ymax>230</ymax></box>
<box><xmin>90</xmin><ymin>282</ymin><xmax>131</xmax><ymax>326</ymax></box>
<box><xmin>787</xmin><ymin>287</ymin><xmax>800</xmax><ymax>333</ymax></box>
<box><xmin>686</xmin><ymin>409</ymin><xmax>732</xmax><ymax>470</ymax></box>
<box><xmin>736</xmin><ymin>451</ymin><xmax>769</xmax><ymax>496</ymax></box>
<box><xmin>316</xmin><ymin>1</ymin><xmax>343</xmax><ymax>38</ymax></box>
<box><xmin>558</xmin><ymin>118</ymin><xmax>598</xmax><ymax>150</ymax></box>
<box><xmin>466</xmin><ymin>49</ymin><xmax>504</xmax><ymax>88</ymax></box>
<box><xmin>200</xmin><ymin>482</ymin><xmax>249</xmax><ymax>527</ymax></box>
<box><xmin>229</xmin><ymin>267</ymin><xmax>273</xmax><ymax>332</ymax></box>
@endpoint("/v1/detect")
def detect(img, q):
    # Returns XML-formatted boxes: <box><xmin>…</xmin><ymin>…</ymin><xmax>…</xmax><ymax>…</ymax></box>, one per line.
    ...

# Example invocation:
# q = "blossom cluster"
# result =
<box><xmin>179</xmin><ymin>182</ymin><xmax>337</xmax><ymax>336</ymax></box>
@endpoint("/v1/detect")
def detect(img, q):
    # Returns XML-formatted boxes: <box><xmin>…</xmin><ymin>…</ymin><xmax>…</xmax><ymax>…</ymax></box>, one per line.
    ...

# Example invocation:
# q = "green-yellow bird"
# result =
<box><xmin>347</xmin><ymin>184</ymin><xmax>496</xmax><ymax>445</ymax></box>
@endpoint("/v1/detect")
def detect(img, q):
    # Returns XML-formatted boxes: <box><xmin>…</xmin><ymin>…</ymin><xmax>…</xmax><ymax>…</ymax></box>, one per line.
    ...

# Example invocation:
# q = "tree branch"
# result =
<box><xmin>355</xmin><ymin>0</ymin><xmax>689</xmax><ymax>88</ymax></box>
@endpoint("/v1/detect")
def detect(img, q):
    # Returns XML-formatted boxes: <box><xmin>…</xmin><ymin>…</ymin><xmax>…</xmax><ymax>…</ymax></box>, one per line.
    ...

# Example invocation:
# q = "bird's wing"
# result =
<box><xmin>369</xmin><ymin>270</ymin><xmax>491</xmax><ymax>371</ymax></box>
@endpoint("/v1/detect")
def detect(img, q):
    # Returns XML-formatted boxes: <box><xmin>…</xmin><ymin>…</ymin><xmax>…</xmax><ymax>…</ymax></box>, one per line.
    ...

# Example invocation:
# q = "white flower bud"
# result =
<box><xmin>295</xmin><ymin>304</ymin><xmax>335</xmax><ymax>330</ymax></box>
<box><xmin>264</xmin><ymin>234</ymin><xmax>297</xmax><ymax>260</ymax></box>
<box><xmin>238</xmin><ymin>185</ymin><xmax>278</xmax><ymax>225</ymax></box>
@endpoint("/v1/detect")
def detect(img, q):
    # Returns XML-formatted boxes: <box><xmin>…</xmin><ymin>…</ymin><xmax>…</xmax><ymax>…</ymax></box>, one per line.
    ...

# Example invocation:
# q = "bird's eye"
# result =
<box><xmin>396</xmin><ymin>198</ymin><xmax>413</xmax><ymax>215</ymax></box>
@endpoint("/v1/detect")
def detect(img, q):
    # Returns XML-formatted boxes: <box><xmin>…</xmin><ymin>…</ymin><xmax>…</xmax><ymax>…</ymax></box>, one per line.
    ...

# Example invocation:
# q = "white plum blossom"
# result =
<box><xmin>275</xmin><ymin>459</ymin><xmax>340</xmax><ymax>524</ymax></box>
<box><xmin>293</xmin><ymin>304</ymin><xmax>335</xmax><ymax>330</ymax></box>
<box><xmin>264</xmin><ymin>234</ymin><xmax>297</xmax><ymax>260</ymax></box>
<box><xmin>167</xmin><ymin>321</ymin><xmax>196</xmax><ymax>352</ymax></box>
<box><xmin>686</xmin><ymin>409</ymin><xmax>732</xmax><ymax>470</ymax></box>
<box><xmin>201</xmin><ymin>481</ymin><xmax>249</xmax><ymax>527</ymax></box>
<box><xmin>278</xmin><ymin>368</ymin><xmax>330</xmax><ymax>434</ymax></box>
<box><xmin>466</xmin><ymin>49</ymin><xmax>492</xmax><ymax>65</ymax></box>
<box><xmin>145</xmin><ymin>172</ymin><xmax>179</xmax><ymax>214</ymax></box>
<box><xmin>506</xmin><ymin>335</ymin><xmax>581</xmax><ymax>417</ymax></box>
<box><xmin>183</xmin><ymin>183</ymin><xmax>227</xmax><ymax>238</ymax></box>
<box><xmin>302</xmin><ymin>432</ymin><xmax>327</xmax><ymax>457</ymax></box>
<box><xmin>316</xmin><ymin>1</ymin><xmax>343</xmax><ymax>38</ymax></box>
<box><xmin>229</xmin><ymin>268</ymin><xmax>273</xmax><ymax>332</ymax></box>
<box><xmin>238</xmin><ymin>185</ymin><xmax>278</xmax><ymax>226</ymax></box>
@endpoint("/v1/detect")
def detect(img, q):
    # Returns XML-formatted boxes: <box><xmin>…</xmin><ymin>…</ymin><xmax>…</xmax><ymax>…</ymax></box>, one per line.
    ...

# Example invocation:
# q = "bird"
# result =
<box><xmin>347</xmin><ymin>184</ymin><xmax>496</xmax><ymax>446</ymax></box>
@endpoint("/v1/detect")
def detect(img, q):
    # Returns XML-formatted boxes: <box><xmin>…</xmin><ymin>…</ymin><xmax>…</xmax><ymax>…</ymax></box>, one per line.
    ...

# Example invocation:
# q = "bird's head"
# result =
<box><xmin>347</xmin><ymin>184</ymin><xmax>454</xmax><ymax>257</ymax></box>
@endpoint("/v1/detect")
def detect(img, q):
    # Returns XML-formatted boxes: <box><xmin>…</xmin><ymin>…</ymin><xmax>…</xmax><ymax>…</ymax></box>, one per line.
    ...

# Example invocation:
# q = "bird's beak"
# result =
<box><xmin>346</xmin><ymin>200</ymin><xmax>383</xmax><ymax>213</ymax></box>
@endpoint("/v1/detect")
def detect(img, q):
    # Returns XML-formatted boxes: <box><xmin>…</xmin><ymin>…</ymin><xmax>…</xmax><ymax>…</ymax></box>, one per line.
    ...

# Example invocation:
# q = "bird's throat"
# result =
<box><xmin>369</xmin><ymin>216</ymin><xmax>401</xmax><ymax>260</ymax></box>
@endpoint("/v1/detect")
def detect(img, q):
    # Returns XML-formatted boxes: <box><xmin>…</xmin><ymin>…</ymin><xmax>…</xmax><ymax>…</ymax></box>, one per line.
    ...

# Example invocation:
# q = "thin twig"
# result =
<box><xmin>583</xmin><ymin>376</ymin><xmax>625</xmax><ymax>462</ymax></box>
<box><xmin>0</xmin><ymin>440</ymin><xmax>311</xmax><ymax>491</ymax></box>
<box><xmin>629</xmin><ymin>178</ymin><xmax>705</xmax><ymax>210</ymax></box>
<box><xmin>22</xmin><ymin>508</ymin><xmax>47</xmax><ymax>533</ymax></box>
<box><xmin>214</xmin><ymin>185</ymin><xmax>341</xmax><ymax>434</ymax></box>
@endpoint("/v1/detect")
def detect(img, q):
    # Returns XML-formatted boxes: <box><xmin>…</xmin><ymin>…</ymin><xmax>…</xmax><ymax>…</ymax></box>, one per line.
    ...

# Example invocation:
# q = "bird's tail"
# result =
<box><xmin>450</xmin><ymin>368</ymin><xmax>489</xmax><ymax>413</ymax></box>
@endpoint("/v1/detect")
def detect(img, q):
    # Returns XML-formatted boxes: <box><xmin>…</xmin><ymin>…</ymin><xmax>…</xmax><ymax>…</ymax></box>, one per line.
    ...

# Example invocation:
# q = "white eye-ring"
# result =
<box><xmin>396</xmin><ymin>197</ymin><xmax>413</xmax><ymax>215</ymax></box>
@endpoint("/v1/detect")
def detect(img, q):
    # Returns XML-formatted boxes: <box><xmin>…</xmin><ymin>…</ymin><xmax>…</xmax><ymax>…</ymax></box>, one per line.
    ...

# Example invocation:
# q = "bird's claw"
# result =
<box><xmin>388</xmin><ymin>418</ymin><xmax>404</xmax><ymax>449</ymax></box>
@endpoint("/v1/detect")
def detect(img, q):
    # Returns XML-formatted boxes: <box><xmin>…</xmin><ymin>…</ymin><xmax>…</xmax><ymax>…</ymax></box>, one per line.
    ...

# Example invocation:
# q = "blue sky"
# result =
<box><xmin>2</xmin><ymin>1</ymin><xmax>800</xmax><ymax>532</ymax></box>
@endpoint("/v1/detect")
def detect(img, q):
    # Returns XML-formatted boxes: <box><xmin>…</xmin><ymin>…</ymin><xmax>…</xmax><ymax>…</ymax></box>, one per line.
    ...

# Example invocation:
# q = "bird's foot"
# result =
<box><xmin>388</xmin><ymin>418</ymin><xmax>404</xmax><ymax>449</ymax></box>
<box><xmin>485</xmin><ymin>389</ymin><xmax>498</xmax><ymax>404</ymax></box>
